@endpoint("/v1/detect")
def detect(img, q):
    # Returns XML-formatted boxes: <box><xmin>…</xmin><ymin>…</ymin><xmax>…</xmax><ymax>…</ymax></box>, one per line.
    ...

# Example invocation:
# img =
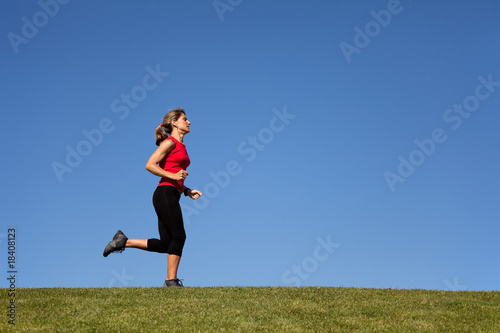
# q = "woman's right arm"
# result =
<box><xmin>145</xmin><ymin>139</ymin><xmax>188</xmax><ymax>181</ymax></box>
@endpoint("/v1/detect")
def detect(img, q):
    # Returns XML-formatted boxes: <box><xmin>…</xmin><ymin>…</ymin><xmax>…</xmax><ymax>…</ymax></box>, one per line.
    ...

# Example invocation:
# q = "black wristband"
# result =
<box><xmin>183</xmin><ymin>188</ymin><xmax>190</xmax><ymax>196</ymax></box>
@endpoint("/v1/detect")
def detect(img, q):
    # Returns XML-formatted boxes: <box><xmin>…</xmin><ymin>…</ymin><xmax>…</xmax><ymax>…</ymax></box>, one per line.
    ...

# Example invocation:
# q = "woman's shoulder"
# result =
<box><xmin>158</xmin><ymin>137</ymin><xmax>176</xmax><ymax>149</ymax></box>
<box><xmin>165</xmin><ymin>136</ymin><xmax>179</xmax><ymax>146</ymax></box>
<box><xmin>156</xmin><ymin>136</ymin><xmax>175</xmax><ymax>147</ymax></box>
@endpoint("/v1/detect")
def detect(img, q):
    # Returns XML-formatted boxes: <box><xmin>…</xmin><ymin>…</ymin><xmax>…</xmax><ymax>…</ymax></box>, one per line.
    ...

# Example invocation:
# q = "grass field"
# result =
<box><xmin>2</xmin><ymin>287</ymin><xmax>499</xmax><ymax>332</ymax></box>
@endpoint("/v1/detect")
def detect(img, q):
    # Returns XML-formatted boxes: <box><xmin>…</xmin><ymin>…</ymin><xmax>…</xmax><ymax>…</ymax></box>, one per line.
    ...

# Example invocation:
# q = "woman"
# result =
<box><xmin>103</xmin><ymin>107</ymin><xmax>202</xmax><ymax>287</ymax></box>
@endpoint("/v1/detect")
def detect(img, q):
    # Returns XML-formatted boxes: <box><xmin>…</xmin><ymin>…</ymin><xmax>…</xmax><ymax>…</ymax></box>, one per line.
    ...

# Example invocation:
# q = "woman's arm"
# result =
<box><xmin>145</xmin><ymin>139</ymin><xmax>188</xmax><ymax>181</ymax></box>
<box><xmin>182</xmin><ymin>187</ymin><xmax>203</xmax><ymax>200</ymax></box>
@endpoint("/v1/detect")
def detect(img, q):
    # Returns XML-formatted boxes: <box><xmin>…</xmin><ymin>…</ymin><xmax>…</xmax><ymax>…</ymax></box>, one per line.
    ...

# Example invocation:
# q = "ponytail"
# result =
<box><xmin>155</xmin><ymin>124</ymin><xmax>169</xmax><ymax>146</ymax></box>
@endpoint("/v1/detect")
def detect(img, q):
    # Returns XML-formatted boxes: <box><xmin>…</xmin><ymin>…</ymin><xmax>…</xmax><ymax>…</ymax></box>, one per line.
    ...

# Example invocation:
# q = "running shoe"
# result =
<box><xmin>163</xmin><ymin>278</ymin><xmax>184</xmax><ymax>287</ymax></box>
<box><xmin>103</xmin><ymin>230</ymin><xmax>128</xmax><ymax>257</ymax></box>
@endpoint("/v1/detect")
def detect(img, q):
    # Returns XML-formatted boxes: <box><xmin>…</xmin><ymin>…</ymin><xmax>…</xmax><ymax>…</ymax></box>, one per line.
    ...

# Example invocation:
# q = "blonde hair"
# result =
<box><xmin>155</xmin><ymin>107</ymin><xmax>186</xmax><ymax>146</ymax></box>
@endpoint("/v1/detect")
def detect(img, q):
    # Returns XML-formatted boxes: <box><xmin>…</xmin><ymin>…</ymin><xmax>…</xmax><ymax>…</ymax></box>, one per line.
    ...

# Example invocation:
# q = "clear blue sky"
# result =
<box><xmin>1</xmin><ymin>0</ymin><xmax>499</xmax><ymax>290</ymax></box>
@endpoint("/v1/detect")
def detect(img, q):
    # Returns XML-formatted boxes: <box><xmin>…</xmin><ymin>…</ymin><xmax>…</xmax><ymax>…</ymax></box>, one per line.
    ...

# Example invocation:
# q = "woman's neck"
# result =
<box><xmin>171</xmin><ymin>131</ymin><xmax>184</xmax><ymax>143</ymax></box>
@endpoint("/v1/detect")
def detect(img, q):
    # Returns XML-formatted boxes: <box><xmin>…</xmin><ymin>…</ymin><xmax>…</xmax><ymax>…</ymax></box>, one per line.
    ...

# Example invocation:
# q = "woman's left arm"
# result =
<box><xmin>183</xmin><ymin>187</ymin><xmax>202</xmax><ymax>200</ymax></box>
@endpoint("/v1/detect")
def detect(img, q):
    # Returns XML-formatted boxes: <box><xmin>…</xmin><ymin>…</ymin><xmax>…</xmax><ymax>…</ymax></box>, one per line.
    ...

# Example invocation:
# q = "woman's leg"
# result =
<box><xmin>125</xmin><ymin>239</ymin><xmax>148</xmax><ymax>250</ymax></box>
<box><xmin>149</xmin><ymin>186</ymin><xmax>186</xmax><ymax>280</ymax></box>
<box><xmin>167</xmin><ymin>254</ymin><xmax>181</xmax><ymax>280</ymax></box>
<box><xmin>163</xmin><ymin>192</ymin><xmax>185</xmax><ymax>280</ymax></box>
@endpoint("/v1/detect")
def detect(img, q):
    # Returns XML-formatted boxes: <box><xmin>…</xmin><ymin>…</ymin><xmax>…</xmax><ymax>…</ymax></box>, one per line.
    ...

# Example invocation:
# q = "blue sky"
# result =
<box><xmin>1</xmin><ymin>0</ymin><xmax>499</xmax><ymax>290</ymax></box>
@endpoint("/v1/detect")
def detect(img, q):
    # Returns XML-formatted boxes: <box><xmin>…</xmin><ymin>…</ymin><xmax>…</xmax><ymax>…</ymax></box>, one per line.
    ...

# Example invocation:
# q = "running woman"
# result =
<box><xmin>103</xmin><ymin>107</ymin><xmax>202</xmax><ymax>287</ymax></box>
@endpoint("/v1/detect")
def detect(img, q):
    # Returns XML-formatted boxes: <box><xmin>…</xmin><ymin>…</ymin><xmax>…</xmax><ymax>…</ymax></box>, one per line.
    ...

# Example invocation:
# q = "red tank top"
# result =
<box><xmin>158</xmin><ymin>136</ymin><xmax>190</xmax><ymax>191</ymax></box>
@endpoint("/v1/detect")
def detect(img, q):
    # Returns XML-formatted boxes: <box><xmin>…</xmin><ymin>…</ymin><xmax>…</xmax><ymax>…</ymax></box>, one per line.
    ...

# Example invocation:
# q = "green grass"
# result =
<box><xmin>2</xmin><ymin>287</ymin><xmax>499</xmax><ymax>332</ymax></box>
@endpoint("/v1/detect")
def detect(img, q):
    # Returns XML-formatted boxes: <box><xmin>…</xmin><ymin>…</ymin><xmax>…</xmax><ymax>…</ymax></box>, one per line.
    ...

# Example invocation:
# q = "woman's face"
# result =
<box><xmin>173</xmin><ymin>114</ymin><xmax>191</xmax><ymax>133</ymax></box>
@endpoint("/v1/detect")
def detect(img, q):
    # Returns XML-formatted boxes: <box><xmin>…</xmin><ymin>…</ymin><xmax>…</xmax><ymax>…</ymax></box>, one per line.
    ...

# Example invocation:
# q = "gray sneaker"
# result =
<box><xmin>163</xmin><ymin>278</ymin><xmax>184</xmax><ymax>287</ymax></box>
<box><xmin>103</xmin><ymin>230</ymin><xmax>128</xmax><ymax>257</ymax></box>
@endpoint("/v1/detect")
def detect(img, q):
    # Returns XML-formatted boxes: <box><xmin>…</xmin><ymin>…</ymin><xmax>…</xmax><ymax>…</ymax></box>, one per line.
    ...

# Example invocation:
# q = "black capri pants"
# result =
<box><xmin>147</xmin><ymin>185</ymin><xmax>186</xmax><ymax>256</ymax></box>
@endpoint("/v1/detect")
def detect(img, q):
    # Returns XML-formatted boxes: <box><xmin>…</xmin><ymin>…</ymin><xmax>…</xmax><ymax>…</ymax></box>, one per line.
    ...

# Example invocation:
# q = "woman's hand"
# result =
<box><xmin>173</xmin><ymin>169</ymin><xmax>189</xmax><ymax>181</ymax></box>
<box><xmin>187</xmin><ymin>189</ymin><xmax>202</xmax><ymax>200</ymax></box>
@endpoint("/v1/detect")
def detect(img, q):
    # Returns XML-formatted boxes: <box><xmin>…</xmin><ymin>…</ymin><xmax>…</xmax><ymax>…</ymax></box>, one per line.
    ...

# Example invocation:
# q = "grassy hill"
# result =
<box><xmin>2</xmin><ymin>287</ymin><xmax>499</xmax><ymax>332</ymax></box>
